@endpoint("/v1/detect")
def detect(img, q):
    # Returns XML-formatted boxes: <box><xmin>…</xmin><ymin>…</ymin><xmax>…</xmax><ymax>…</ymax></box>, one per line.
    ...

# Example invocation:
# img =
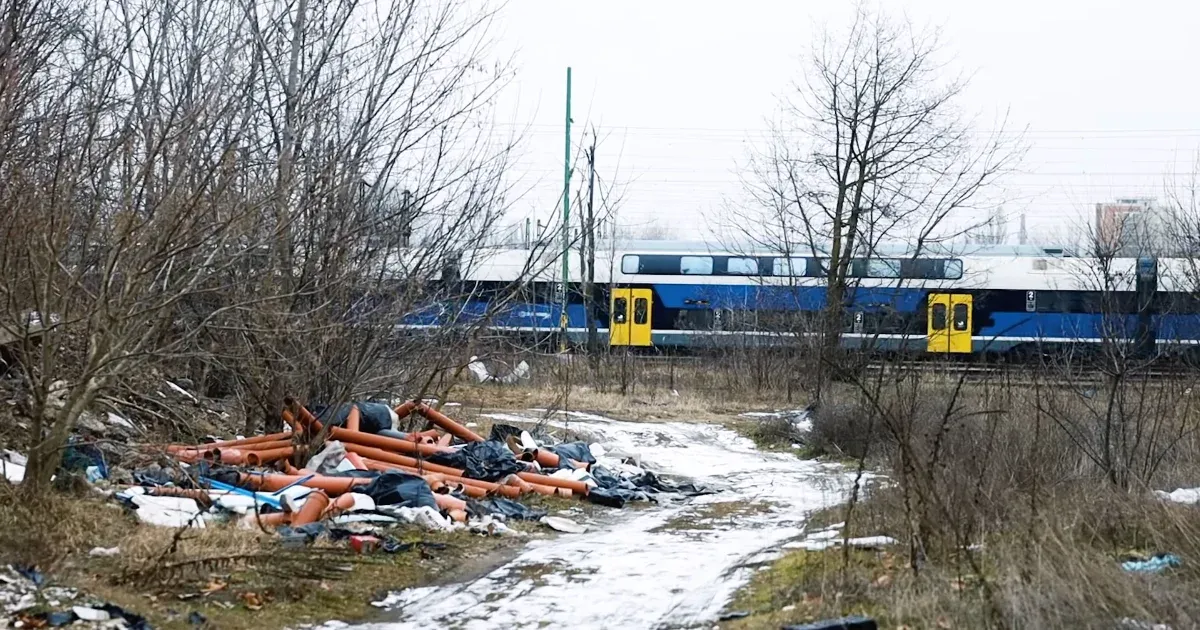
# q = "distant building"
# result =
<box><xmin>1095</xmin><ymin>198</ymin><xmax>1163</xmax><ymax>255</ymax></box>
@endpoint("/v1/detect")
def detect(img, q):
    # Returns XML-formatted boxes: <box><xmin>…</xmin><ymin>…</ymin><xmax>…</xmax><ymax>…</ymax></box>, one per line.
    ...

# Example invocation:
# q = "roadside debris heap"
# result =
<box><xmin>127</xmin><ymin>400</ymin><xmax>704</xmax><ymax>536</ymax></box>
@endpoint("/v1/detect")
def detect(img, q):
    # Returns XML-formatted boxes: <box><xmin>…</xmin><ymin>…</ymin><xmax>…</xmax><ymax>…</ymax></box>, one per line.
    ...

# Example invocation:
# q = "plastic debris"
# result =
<box><xmin>358</xmin><ymin>471</ymin><xmax>437</xmax><ymax>509</ymax></box>
<box><xmin>540</xmin><ymin>516</ymin><xmax>587</xmax><ymax>534</ymax></box>
<box><xmin>1121</xmin><ymin>553</ymin><xmax>1181</xmax><ymax>573</ymax></box>
<box><xmin>467</xmin><ymin>497</ymin><xmax>547</xmax><ymax>521</ymax></box>
<box><xmin>87</xmin><ymin>547</ymin><xmax>120</xmax><ymax>558</ymax></box>
<box><xmin>782</xmin><ymin>616</ymin><xmax>878</xmax><ymax>630</ymax></box>
<box><xmin>129</xmin><ymin>494</ymin><xmax>206</xmax><ymax>528</ymax></box>
<box><xmin>428</xmin><ymin>440</ymin><xmax>525</xmax><ymax>481</ymax></box>
<box><xmin>1154</xmin><ymin>487</ymin><xmax>1200</xmax><ymax>504</ymax></box>
<box><xmin>1</xmin><ymin>450</ymin><xmax>26</xmax><ymax>483</ymax></box>
<box><xmin>71</xmin><ymin>606</ymin><xmax>110</xmax><ymax>621</ymax></box>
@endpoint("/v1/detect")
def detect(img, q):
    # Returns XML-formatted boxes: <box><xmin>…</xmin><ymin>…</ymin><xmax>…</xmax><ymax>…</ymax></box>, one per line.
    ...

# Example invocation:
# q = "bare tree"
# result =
<box><xmin>731</xmin><ymin>5</ymin><xmax>1023</xmax><ymax>393</ymax></box>
<box><xmin>0</xmin><ymin>0</ymin><xmax>283</xmax><ymax>490</ymax></box>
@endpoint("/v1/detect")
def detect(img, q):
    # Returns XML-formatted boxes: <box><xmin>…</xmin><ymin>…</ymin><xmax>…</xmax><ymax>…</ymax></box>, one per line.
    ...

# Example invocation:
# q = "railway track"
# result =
<box><xmin>861</xmin><ymin>361</ymin><xmax>1200</xmax><ymax>386</ymax></box>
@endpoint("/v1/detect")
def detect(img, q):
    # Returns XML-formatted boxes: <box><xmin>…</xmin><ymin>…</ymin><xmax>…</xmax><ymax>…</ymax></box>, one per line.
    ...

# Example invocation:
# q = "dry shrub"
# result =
<box><xmin>806</xmin><ymin>397</ymin><xmax>890</xmax><ymax>459</ymax></box>
<box><xmin>0</xmin><ymin>485</ymin><xmax>134</xmax><ymax>568</ymax></box>
<box><xmin>814</xmin><ymin>370</ymin><xmax>1200</xmax><ymax>627</ymax></box>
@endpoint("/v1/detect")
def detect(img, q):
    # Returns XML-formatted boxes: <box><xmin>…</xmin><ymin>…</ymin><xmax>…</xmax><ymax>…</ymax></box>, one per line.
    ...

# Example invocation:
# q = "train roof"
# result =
<box><xmin>591</xmin><ymin>239</ymin><xmax>1073</xmax><ymax>258</ymax></box>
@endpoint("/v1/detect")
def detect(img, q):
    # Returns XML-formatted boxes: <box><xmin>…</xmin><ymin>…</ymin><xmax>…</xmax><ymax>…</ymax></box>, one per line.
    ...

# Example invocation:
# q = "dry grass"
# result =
<box><xmin>724</xmin><ymin>369</ymin><xmax>1200</xmax><ymax>629</ymax></box>
<box><xmin>0</xmin><ymin>485</ymin><xmax>529</xmax><ymax>629</ymax></box>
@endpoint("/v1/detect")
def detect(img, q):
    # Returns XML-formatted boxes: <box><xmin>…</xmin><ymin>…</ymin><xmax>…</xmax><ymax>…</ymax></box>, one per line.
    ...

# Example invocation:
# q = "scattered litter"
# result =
<box><xmin>71</xmin><ymin>606</ymin><xmax>110</xmax><ymax>622</ymax></box>
<box><xmin>1154</xmin><ymin>487</ymin><xmax>1200</xmax><ymax>504</ymax></box>
<box><xmin>187</xmin><ymin>611</ymin><xmax>208</xmax><ymax>625</ymax></box>
<box><xmin>719</xmin><ymin>611</ymin><xmax>750</xmax><ymax>621</ymax></box>
<box><xmin>1119</xmin><ymin>618</ymin><xmax>1173</xmax><ymax>630</ymax></box>
<box><xmin>784</xmin><ymin>535</ymin><xmax>898</xmax><ymax>551</ymax></box>
<box><xmin>1</xmin><ymin>450</ymin><xmax>26</xmax><ymax>483</ymax></box>
<box><xmin>129</xmin><ymin>494</ymin><xmax>206</xmax><ymax>528</ymax></box>
<box><xmin>1121</xmin><ymin>553</ymin><xmax>1181</xmax><ymax>573</ymax></box>
<box><xmin>467</xmin><ymin>497</ymin><xmax>546</xmax><ymax>521</ymax></box>
<box><xmin>166</xmin><ymin>380</ymin><xmax>198</xmax><ymax>402</ymax></box>
<box><xmin>466</xmin><ymin>357</ymin><xmax>531</xmax><ymax>384</ymax></box>
<box><xmin>540</xmin><ymin>516</ymin><xmax>587</xmax><ymax>534</ymax></box>
<box><xmin>782</xmin><ymin>617</ymin><xmax>877</xmax><ymax>630</ymax></box>
<box><xmin>87</xmin><ymin>547</ymin><xmax>120</xmax><ymax>558</ymax></box>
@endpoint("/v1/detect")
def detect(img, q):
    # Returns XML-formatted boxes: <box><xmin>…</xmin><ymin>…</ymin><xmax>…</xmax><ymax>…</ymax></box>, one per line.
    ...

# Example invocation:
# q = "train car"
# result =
<box><xmin>404</xmin><ymin>240</ymin><xmax>1200</xmax><ymax>358</ymax></box>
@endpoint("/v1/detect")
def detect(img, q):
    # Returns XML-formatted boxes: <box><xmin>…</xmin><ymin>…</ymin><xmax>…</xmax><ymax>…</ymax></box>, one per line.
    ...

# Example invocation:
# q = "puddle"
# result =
<box><xmin>353</xmin><ymin>413</ymin><xmax>853</xmax><ymax>630</ymax></box>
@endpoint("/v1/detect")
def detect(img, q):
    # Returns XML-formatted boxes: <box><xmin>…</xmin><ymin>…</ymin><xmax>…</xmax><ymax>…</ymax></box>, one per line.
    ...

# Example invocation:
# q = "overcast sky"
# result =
<box><xmin>487</xmin><ymin>0</ymin><xmax>1200</xmax><ymax>245</ymax></box>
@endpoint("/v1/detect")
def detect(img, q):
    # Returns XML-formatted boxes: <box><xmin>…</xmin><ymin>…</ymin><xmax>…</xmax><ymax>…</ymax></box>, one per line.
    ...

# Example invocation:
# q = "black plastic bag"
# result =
<box><xmin>548</xmin><ymin>442</ymin><xmax>596</xmax><ymax>466</ymax></box>
<box><xmin>466</xmin><ymin>497</ymin><xmax>547</xmax><ymax>521</ymax></box>
<box><xmin>311</xmin><ymin>402</ymin><xmax>395</xmax><ymax>434</ymax></box>
<box><xmin>487</xmin><ymin>423</ymin><xmax>524</xmax><ymax>443</ymax></box>
<box><xmin>358</xmin><ymin>471</ymin><xmax>436</xmax><ymax>509</ymax></box>
<box><xmin>586</xmin><ymin>486</ymin><xmax>630</xmax><ymax>508</ymax></box>
<box><xmin>427</xmin><ymin>441</ymin><xmax>524</xmax><ymax>481</ymax></box>
<box><xmin>588</xmin><ymin>465</ymin><xmax>623</xmax><ymax>489</ymax></box>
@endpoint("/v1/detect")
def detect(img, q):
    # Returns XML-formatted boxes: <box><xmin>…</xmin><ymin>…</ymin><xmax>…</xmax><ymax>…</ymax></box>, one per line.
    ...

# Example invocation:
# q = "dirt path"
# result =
<box><xmin>348</xmin><ymin>412</ymin><xmax>852</xmax><ymax>630</ymax></box>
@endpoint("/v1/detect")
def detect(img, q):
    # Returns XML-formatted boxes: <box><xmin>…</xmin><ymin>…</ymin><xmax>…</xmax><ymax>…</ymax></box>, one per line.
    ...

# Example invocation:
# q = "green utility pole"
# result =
<box><xmin>560</xmin><ymin>67</ymin><xmax>572</xmax><ymax>352</ymax></box>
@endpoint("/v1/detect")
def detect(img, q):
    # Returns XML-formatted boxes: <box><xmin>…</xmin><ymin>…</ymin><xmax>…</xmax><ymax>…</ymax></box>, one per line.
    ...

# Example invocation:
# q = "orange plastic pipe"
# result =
<box><xmin>291</xmin><ymin>491</ymin><xmax>330</xmax><ymax>526</ymax></box>
<box><xmin>325</xmin><ymin>493</ymin><xmax>359</xmax><ymax>517</ymax></box>
<box><xmin>235</xmin><ymin>439</ymin><xmax>294</xmax><ymax>452</ymax></box>
<box><xmin>166</xmin><ymin>432</ymin><xmax>290</xmax><ymax>453</ymax></box>
<box><xmin>361</xmin><ymin>458</ymin><xmax>519</xmax><ymax>499</ymax></box>
<box><xmin>204</xmin><ymin>448</ymin><xmax>248</xmax><ymax>465</ymax></box>
<box><xmin>245</xmin><ymin>446</ymin><xmax>295</xmax><ymax>467</ymax></box>
<box><xmin>343</xmin><ymin>451</ymin><xmax>368</xmax><ymax>470</ymax></box>
<box><xmin>281</xmin><ymin>409</ymin><xmax>300</xmax><ymax>433</ymax></box>
<box><xmin>517</xmin><ymin>471</ymin><xmax>589</xmax><ymax>495</ymax></box>
<box><xmin>330</xmin><ymin>427</ymin><xmax>453</xmax><ymax>458</ymax></box>
<box><xmin>393</xmin><ymin>401</ymin><xmax>417</xmax><ymax>418</ymax></box>
<box><xmin>297</xmin><ymin>406</ymin><xmax>323</xmax><ymax>431</ymax></box>
<box><xmin>245</xmin><ymin>511</ymin><xmax>291</xmax><ymax>527</ymax></box>
<box><xmin>434</xmin><ymin>493</ymin><xmax>467</xmax><ymax>512</ymax></box>
<box><xmin>404</xmin><ymin>429</ymin><xmax>441</xmax><ymax>443</ymax></box>
<box><xmin>449</xmin><ymin>509</ymin><xmax>468</xmax><ymax>523</ymax></box>
<box><xmin>532</xmin><ymin>449</ymin><xmax>560</xmax><ymax>468</ymax></box>
<box><xmin>345</xmin><ymin>405</ymin><xmax>361</xmax><ymax>432</ymax></box>
<box><xmin>437</xmin><ymin>433</ymin><xmax>453</xmax><ymax>447</ymax></box>
<box><xmin>343</xmin><ymin>443</ymin><xmax>464</xmax><ymax>476</ymax></box>
<box><xmin>282</xmin><ymin>461</ymin><xmax>303</xmax><ymax>475</ymax></box>
<box><xmin>240</xmin><ymin>472</ymin><xmax>370</xmax><ymax>495</ymax></box>
<box><xmin>416</xmin><ymin>403</ymin><xmax>484</xmax><ymax>443</ymax></box>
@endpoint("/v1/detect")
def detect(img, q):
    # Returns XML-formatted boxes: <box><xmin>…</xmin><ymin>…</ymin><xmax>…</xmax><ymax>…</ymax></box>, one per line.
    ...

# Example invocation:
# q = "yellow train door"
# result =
<box><xmin>609</xmin><ymin>288</ymin><xmax>652</xmax><ymax>347</ymax></box>
<box><xmin>927</xmin><ymin>293</ymin><xmax>973</xmax><ymax>353</ymax></box>
<box><xmin>610</xmin><ymin>288</ymin><xmax>631</xmax><ymax>346</ymax></box>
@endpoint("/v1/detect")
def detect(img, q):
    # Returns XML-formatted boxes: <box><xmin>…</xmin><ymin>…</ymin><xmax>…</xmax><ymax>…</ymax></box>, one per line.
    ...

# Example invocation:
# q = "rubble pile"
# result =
<box><xmin>119</xmin><ymin>399</ymin><xmax>706</xmax><ymax>539</ymax></box>
<box><xmin>1</xmin><ymin>566</ymin><xmax>150</xmax><ymax>629</ymax></box>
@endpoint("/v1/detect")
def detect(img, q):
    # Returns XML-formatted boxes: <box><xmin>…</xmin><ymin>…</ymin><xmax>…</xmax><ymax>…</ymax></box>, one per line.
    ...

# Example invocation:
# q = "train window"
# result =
<box><xmin>623</xmin><ymin>254</ymin><xmax>679</xmax><ymax>274</ymax></box>
<box><xmin>680</xmin><ymin>256</ymin><xmax>713</xmax><ymax>275</ymax></box>
<box><xmin>952</xmin><ymin>303</ymin><xmax>968</xmax><ymax>331</ymax></box>
<box><xmin>931</xmin><ymin>303</ymin><xmax>947</xmax><ymax>330</ymax></box>
<box><xmin>725</xmin><ymin>257</ymin><xmax>758</xmax><ymax>275</ymax></box>
<box><xmin>772</xmin><ymin>257</ymin><xmax>807</xmax><ymax>276</ymax></box>
<box><xmin>633</xmin><ymin>298</ymin><xmax>648</xmax><ymax>325</ymax></box>
<box><xmin>943</xmin><ymin>259</ymin><xmax>963</xmax><ymax>279</ymax></box>
<box><xmin>867</xmin><ymin>259</ymin><xmax>901</xmax><ymax>278</ymax></box>
<box><xmin>809</xmin><ymin>258</ymin><xmax>829</xmax><ymax>278</ymax></box>
<box><xmin>612</xmin><ymin>298</ymin><xmax>628</xmax><ymax>323</ymax></box>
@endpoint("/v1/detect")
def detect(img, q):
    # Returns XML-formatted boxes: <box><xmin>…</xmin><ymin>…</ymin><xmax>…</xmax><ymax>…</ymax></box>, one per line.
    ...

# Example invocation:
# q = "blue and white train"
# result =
<box><xmin>400</xmin><ymin>240</ymin><xmax>1200</xmax><ymax>356</ymax></box>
